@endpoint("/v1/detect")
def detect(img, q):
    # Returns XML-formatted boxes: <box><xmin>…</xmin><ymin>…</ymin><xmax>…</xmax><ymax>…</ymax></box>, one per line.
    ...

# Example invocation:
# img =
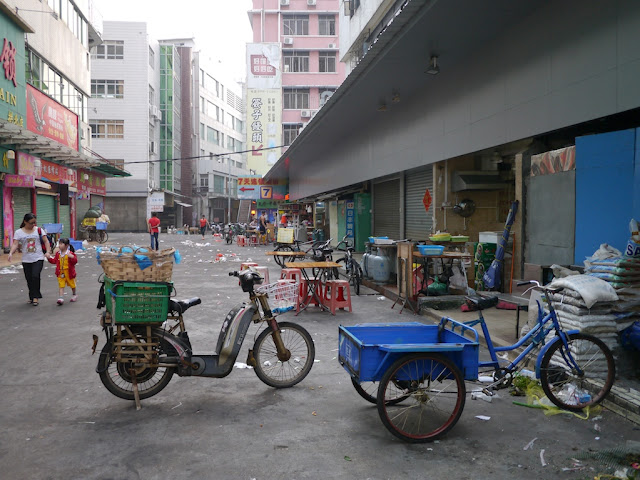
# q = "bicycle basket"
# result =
<box><xmin>256</xmin><ymin>281</ymin><xmax>299</xmax><ymax>315</ymax></box>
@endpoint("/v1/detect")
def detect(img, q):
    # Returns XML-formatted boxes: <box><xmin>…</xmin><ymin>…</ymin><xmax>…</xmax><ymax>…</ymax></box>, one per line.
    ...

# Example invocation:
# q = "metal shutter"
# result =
<box><xmin>12</xmin><ymin>188</ymin><xmax>32</xmax><ymax>230</ymax></box>
<box><xmin>405</xmin><ymin>167</ymin><xmax>434</xmax><ymax>242</ymax></box>
<box><xmin>0</xmin><ymin>186</ymin><xmax>3</xmax><ymax>248</ymax></box>
<box><xmin>59</xmin><ymin>205</ymin><xmax>71</xmax><ymax>238</ymax></box>
<box><xmin>36</xmin><ymin>194</ymin><xmax>57</xmax><ymax>225</ymax></box>
<box><xmin>373</xmin><ymin>179</ymin><xmax>400</xmax><ymax>239</ymax></box>
<box><xmin>76</xmin><ymin>199</ymin><xmax>90</xmax><ymax>233</ymax></box>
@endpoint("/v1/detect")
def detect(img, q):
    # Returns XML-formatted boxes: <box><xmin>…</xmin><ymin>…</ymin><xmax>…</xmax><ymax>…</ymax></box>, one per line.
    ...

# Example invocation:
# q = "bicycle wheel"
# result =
<box><xmin>377</xmin><ymin>353</ymin><xmax>466</xmax><ymax>443</ymax></box>
<box><xmin>352</xmin><ymin>260</ymin><xmax>363</xmax><ymax>296</ymax></box>
<box><xmin>253</xmin><ymin>321</ymin><xmax>315</xmax><ymax>388</ymax></box>
<box><xmin>97</xmin><ymin>335</ymin><xmax>174</xmax><ymax>400</ymax></box>
<box><xmin>274</xmin><ymin>244</ymin><xmax>295</xmax><ymax>267</ymax></box>
<box><xmin>98</xmin><ymin>231</ymin><xmax>108</xmax><ymax>243</ymax></box>
<box><xmin>539</xmin><ymin>333</ymin><xmax>615</xmax><ymax>411</ymax></box>
<box><xmin>352</xmin><ymin>378</ymin><xmax>409</xmax><ymax>405</ymax></box>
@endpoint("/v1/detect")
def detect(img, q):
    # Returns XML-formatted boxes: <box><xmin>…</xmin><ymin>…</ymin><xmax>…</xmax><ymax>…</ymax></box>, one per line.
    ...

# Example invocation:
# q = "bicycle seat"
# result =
<box><xmin>464</xmin><ymin>295</ymin><xmax>499</xmax><ymax>310</ymax></box>
<box><xmin>169</xmin><ymin>297</ymin><xmax>201</xmax><ymax>314</ymax></box>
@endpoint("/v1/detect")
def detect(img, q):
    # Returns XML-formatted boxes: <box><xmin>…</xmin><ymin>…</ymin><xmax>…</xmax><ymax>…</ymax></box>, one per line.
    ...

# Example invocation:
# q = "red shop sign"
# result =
<box><xmin>78</xmin><ymin>168</ymin><xmax>106</xmax><ymax>196</ymax></box>
<box><xmin>26</xmin><ymin>84</ymin><xmax>79</xmax><ymax>151</ymax></box>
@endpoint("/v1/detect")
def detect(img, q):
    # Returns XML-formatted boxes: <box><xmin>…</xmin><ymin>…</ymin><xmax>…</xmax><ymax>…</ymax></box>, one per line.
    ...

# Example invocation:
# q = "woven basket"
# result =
<box><xmin>99</xmin><ymin>247</ymin><xmax>175</xmax><ymax>282</ymax></box>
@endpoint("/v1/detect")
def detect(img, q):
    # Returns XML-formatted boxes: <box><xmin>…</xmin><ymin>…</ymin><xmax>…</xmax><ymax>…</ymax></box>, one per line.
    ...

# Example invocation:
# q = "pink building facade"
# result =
<box><xmin>249</xmin><ymin>0</ymin><xmax>345</xmax><ymax>150</ymax></box>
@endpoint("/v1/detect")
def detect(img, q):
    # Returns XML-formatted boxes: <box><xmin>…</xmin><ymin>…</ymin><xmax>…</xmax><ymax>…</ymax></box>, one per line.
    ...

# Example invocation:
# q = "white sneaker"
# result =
<box><xmin>57</xmin><ymin>298</ymin><xmax>64</xmax><ymax>305</ymax></box>
<box><xmin>70</xmin><ymin>295</ymin><xmax>78</xmax><ymax>302</ymax></box>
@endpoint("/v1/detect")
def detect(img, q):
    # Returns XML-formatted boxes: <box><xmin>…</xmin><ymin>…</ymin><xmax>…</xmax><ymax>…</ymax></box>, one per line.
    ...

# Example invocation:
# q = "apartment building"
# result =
<box><xmin>193</xmin><ymin>53</ymin><xmax>247</xmax><ymax>224</ymax></box>
<box><xmin>1</xmin><ymin>0</ymin><xmax>125</xmax><ymax>247</ymax></box>
<box><xmin>247</xmin><ymin>0</ymin><xmax>345</xmax><ymax>175</ymax></box>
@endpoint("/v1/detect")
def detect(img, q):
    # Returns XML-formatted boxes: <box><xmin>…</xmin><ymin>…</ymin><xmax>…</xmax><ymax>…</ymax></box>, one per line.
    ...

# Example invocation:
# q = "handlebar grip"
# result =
<box><xmin>229</xmin><ymin>271</ymin><xmax>239</xmax><ymax>277</ymax></box>
<box><xmin>517</xmin><ymin>281</ymin><xmax>531</xmax><ymax>286</ymax></box>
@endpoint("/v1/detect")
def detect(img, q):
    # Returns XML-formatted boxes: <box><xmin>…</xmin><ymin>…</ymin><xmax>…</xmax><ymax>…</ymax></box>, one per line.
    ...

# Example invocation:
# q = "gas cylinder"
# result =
<box><xmin>370</xmin><ymin>248</ymin><xmax>391</xmax><ymax>284</ymax></box>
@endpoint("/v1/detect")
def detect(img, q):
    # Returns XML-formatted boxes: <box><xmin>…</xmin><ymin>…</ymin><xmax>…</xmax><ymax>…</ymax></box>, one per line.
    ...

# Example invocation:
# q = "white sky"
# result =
<box><xmin>96</xmin><ymin>0</ymin><xmax>254</xmax><ymax>82</ymax></box>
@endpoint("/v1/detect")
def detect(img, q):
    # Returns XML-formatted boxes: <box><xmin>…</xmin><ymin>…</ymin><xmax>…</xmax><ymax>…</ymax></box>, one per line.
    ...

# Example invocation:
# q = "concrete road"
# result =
<box><xmin>0</xmin><ymin>232</ymin><xmax>638</xmax><ymax>480</ymax></box>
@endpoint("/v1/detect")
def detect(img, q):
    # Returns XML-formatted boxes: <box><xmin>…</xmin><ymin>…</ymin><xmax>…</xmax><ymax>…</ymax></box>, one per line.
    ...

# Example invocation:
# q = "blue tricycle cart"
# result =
<box><xmin>339</xmin><ymin>318</ymin><xmax>479</xmax><ymax>443</ymax></box>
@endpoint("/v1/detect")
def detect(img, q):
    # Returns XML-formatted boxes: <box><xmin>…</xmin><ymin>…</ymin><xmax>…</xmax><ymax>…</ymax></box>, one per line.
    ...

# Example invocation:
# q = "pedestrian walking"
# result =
<box><xmin>45</xmin><ymin>238</ymin><xmax>78</xmax><ymax>305</ymax></box>
<box><xmin>7</xmin><ymin>213</ymin><xmax>51</xmax><ymax>306</ymax></box>
<box><xmin>199</xmin><ymin>215</ymin><xmax>210</xmax><ymax>239</ymax></box>
<box><xmin>147</xmin><ymin>212</ymin><xmax>160</xmax><ymax>251</ymax></box>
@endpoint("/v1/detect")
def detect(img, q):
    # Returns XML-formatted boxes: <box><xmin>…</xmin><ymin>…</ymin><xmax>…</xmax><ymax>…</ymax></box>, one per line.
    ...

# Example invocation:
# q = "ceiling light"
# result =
<box><xmin>425</xmin><ymin>55</ymin><xmax>440</xmax><ymax>75</ymax></box>
<box><xmin>377</xmin><ymin>103</ymin><xmax>387</xmax><ymax>112</ymax></box>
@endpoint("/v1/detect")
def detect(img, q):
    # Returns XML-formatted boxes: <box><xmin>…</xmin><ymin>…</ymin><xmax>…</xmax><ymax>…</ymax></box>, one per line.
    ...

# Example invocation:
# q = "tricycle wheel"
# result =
<box><xmin>377</xmin><ymin>353</ymin><xmax>466</xmax><ymax>443</ymax></box>
<box><xmin>253</xmin><ymin>322</ymin><xmax>315</xmax><ymax>388</ymax></box>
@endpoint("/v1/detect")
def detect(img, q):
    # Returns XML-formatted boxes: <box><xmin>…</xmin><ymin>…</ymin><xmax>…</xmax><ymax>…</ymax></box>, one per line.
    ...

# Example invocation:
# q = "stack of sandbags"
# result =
<box><xmin>585</xmin><ymin>256</ymin><xmax>640</xmax><ymax>289</ymax></box>
<box><xmin>548</xmin><ymin>275</ymin><xmax>621</xmax><ymax>351</ymax></box>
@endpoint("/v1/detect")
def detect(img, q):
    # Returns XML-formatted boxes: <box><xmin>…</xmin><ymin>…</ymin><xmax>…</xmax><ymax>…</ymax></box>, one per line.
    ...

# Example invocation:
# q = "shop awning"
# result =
<box><xmin>0</xmin><ymin>120</ymin><xmax>131</xmax><ymax>177</ymax></box>
<box><xmin>34</xmin><ymin>180</ymin><xmax>51</xmax><ymax>189</ymax></box>
<box><xmin>174</xmin><ymin>201</ymin><xmax>192</xmax><ymax>207</ymax></box>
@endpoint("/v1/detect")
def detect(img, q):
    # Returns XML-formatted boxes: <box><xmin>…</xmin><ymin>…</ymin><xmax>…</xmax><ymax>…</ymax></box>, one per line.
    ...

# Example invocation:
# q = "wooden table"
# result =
<box><xmin>285</xmin><ymin>261</ymin><xmax>341</xmax><ymax>314</ymax></box>
<box><xmin>266</xmin><ymin>251</ymin><xmax>307</xmax><ymax>267</ymax></box>
<box><xmin>413</xmin><ymin>251</ymin><xmax>472</xmax><ymax>295</ymax></box>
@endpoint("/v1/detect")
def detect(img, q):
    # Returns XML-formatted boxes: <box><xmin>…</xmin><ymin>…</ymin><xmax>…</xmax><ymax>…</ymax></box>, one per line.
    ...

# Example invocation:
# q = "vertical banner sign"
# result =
<box><xmin>246</xmin><ymin>43</ymin><xmax>282</xmax><ymax>176</ymax></box>
<box><xmin>346</xmin><ymin>201</ymin><xmax>355</xmax><ymax>239</ymax></box>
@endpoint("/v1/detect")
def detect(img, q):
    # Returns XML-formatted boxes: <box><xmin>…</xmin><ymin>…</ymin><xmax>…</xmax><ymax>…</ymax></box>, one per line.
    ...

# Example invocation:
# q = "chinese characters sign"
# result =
<box><xmin>0</xmin><ymin>38</ymin><xmax>17</xmax><ymax>87</ymax></box>
<box><xmin>246</xmin><ymin>43</ymin><xmax>281</xmax><ymax>89</ymax></box>
<box><xmin>17</xmin><ymin>153</ymin><xmax>78</xmax><ymax>188</ymax></box>
<box><xmin>246</xmin><ymin>89</ymin><xmax>281</xmax><ymax>176</ymax></box>
<box><xmin>78</xmin><ymin>168</ymin><xmax>106</xmax><ymax>196</ymax></box>
<box><xmin>237</xmin><ymin>176</ymin><xmax>287</xmax><ymax>200</ymax></box>
<box><xmin>346</xmin><ymin>201</ymin><xmax>355</xmax><ymax>239</ymax></box>
<box><xmin>26</xmin><ymin>84</ymin><xmax>78</xmax><ymax>151</ymax></box>
<box><xmin>250</xmin><ymin>55</ymin><xmax>275</xmax><ymax>76</ymax></box>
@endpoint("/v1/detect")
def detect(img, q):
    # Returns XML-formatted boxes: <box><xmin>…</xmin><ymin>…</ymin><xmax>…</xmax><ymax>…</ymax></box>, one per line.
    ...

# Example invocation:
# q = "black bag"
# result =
<box><xmin>37</xmin><ymin>227</ymin><xmax>47</xmax><ymax>254</ymax></box>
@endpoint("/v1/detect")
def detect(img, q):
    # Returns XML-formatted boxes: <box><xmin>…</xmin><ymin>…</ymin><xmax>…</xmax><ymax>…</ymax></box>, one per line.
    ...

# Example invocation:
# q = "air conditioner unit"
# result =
<box><xmin>300</xmin><ymin>110</ymin><xmax>311</xmax><ymax>118</ymax></box>
<box><xmin>150</xmin><ymin>180</ymin><xmax>157</xmax><ymax>190</ymax></box>
<box><xmin>283</xmin><ymin>37</ymin><xmax>294</xmax><ymax>45</ymax></box>
<box><xmin>280</xmin><ymin>0</ymin><xmax>289</xmax><ymax>5</ymax></box>
<box><xmin>283</xmin><ymin>64</ymin><xmax>290</xmax><ymax>72</ymax></box>
<box><xmin>153</xmin><ymin>106</ymin><xmax>161</xmax><ymax>118</ymax></box>
<box><xmin>307</xmin><ymin>0</ymin><xmax>316</xmax><ymax>5</ymax></box>
<box><xmin>328</xmin><ymin>43</ymin><xmax>336</xmax><ymax>49</ymax></box>
<box><xmin>149</xmin><ymin>141</ymin><xmax>157</xmax><ymax>154</ymax></box>
<box><xmin>310</xmin><ymin>110</ymin><xmax>318</xmax><ymax>118</ymax></box>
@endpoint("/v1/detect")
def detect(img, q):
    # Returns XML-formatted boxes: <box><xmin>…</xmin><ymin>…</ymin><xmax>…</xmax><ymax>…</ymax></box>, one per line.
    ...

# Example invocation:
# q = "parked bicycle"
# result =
<box><xmin>95</xmin><ymin>269</ymin><xmax>316</xmax><ymax>402</ymax></box>
<box><xmin>334</xmin><ymin>235</ymin><xmax>363</xmax><ymax>295</ymax></box>
<box><xmin>274</xmin><ymin>237</ymin><xmax>338</xmax><ymax>280</ymax></box>
<box><xmin>342</xmin><ymin>279</ymin><xmax>615</xmax><ymax>442</ymax></box>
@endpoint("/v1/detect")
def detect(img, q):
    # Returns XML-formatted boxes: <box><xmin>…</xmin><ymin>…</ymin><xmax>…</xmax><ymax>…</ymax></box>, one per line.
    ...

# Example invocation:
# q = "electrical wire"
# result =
<box><xmin>121</xmin><ymin>144</ymin><xmax>288</xmax><ymax>165</ymax></box>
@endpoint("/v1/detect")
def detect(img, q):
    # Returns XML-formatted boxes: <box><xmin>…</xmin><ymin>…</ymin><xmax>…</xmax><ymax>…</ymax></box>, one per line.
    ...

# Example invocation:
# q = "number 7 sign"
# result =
<box><xmin>260</xmin><ymin>186</ymin><xmax>273</xmax><ymax>199</ymax></box>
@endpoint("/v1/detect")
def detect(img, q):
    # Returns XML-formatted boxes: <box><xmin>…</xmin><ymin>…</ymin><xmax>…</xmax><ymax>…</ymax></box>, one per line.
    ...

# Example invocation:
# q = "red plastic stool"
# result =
<box><xmin>236</xmin><ymin>235</ymin><xmax>246</xmax><ymax>247</ymax></box>
<box><xmin>280</xmin><ymin>268</ymin><xmax>303</xmax><ymax>283</ymax></box>
<box><xmin>248</xmin><ymin>235</ymin><xmax>259</xmax><ymax>246</ymax></box>
<box><xmin>241</xmin><ymin>262</ymin><xmax>258</xmax><ymax>270</ymax></box>
<box><xmin>300</xmin><ymin>278</ymin><xmax>323</xmax><ymax>310</ymax></box>
<box><xmin>324</xmin><ymin>279</ymin><xmax>352</xmax><ymax>315</ymax></box>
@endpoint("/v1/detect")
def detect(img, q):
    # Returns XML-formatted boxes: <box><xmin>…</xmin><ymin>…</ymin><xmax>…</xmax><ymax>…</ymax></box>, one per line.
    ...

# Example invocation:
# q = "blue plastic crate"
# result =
<box><xmin>42</xmin><ymin>223</ymin><xmax>63</xmax><ymax>234</ymax></box>
<box><xmin>417</xmin><ymin>244</ymin><xmax>445</xmax><ymax>255</ymax></box>
<box><xmin>96</xmin><ymin>222</ymin><xmax>108</xmax><ymax>230</ymax></box>
<box><xmin>339</xmin><ymin>322</ymin><xmax>479</xmax><ymax>382</ymax></box>
<box><xmin>70</xmin><ymin>239</ymin><xmax>84</xmax><ymax>251</ymax></box>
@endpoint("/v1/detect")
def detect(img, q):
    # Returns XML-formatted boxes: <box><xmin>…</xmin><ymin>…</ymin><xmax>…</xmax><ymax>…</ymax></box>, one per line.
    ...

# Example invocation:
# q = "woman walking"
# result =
<box><xmin>7</xmin><ymin>213</ymin><xmax>51</xmax><ymax>306</ymax></box>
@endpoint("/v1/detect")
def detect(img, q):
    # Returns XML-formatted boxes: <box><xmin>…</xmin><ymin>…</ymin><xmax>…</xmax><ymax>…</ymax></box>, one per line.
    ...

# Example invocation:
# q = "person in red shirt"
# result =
<box><xmin>199</xmin><ymin>215</ymin><xmax>210</xmax><ymax>239</ymax></box>
<box><xmin>147</xmin><ymin>212</ymin><xmax>161</xmax><ymax>251</ymax></box>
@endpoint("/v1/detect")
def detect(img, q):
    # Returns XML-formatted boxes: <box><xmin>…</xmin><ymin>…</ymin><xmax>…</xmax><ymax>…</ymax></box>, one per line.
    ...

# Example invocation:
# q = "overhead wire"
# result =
<box><xmin>120</xmin><ymin>144</ymin><xmax>288</xmax><ymax>165</ymax></box>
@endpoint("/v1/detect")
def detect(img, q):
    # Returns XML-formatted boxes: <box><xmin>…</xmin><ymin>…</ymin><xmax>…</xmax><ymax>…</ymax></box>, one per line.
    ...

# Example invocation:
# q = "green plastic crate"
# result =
<box><xmin>104</xmin><ymin>277</ymin><xmax>171</xmax><ymax>324</ymax></box>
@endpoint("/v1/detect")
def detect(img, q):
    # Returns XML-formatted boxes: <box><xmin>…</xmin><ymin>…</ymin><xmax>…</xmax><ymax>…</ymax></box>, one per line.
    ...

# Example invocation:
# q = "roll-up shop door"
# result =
<box><xmin>12</xmin><ymin>188</ymin><xmax>32</xmax><ymax>230</ymax></box>
<box><xmin>91</xmin><ymin>195</ymin><xmax>105</xmax><ymax>210</ymax></box>
<box><xmin>405</xmin><ymin>166</ymin><xmax>434</xmax><ymax>242</ymax></box>
<box><xmin>59</xmin><ymin>205</ymin><xmax>71</xmax><ymax>238</ymax></box>
<box><xmin>36</xmin><ymin>194</ymin><xmax>57</xmax><ymax>226</ymax></box>
<box><xmin>373</xmin><ymin>178</ymin><xmax>401</xmax><ymax>239</ymax></box>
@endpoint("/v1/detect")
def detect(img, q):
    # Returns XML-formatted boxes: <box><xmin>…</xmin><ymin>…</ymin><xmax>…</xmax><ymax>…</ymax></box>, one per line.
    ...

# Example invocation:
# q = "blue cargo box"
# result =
<box><xmin>70</xmin><ymin>239</ymin><xmax>84</xmax><ymax>251</ymax></box>
<box><xmin>338</xmin><ymin>321</ymin><xmax>479</xmax><ymax>382</ymax></box>
<box><xmin>96</xmin><ymin>222</ymin><xmax>108</xmax><ymax>230</ymax></box>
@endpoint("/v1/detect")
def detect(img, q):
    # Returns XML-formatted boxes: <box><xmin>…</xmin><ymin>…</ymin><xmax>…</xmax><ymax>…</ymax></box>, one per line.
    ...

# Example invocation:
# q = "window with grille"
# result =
<box><xmin>283</xmin><ymin>124</ymin><xmax>302</xmax><ymax>145</ymax></box>
<box><xmin>200</xmin><ymin>174</ymin><xmax>209</xmax><ymax>187</ymax></box>
<box><xmin>283</xmin><ymin>89</ymin><xmax>309</xmax><ymax>109</ymax></box>
<box><xmin>318</xmin><ymin>15</ymin><xmax>336</xmax><ymax>35</ymax></box>
<box><xmin>90</xmin><ymin>120</ymin><xmax>124</xmax><ymax>139</ymax></box>
<box><xmin>319</xmin><ymin>52</ymin><xmax>336</xmax><ymax>73</ymax></box>
<box><xmin>283</xmin><ymin>15</ymin><xmax>309</xmax><ymax>35</ymax></box>
<box><xmin>283</xmin><ymin>51</ymin><xmax>310</xmax><ymax>73</ymax></box>
<box><xmin>91</xmin><ymin>80</ymin><xmax>124</xmax><ymax>98</ymax></box>
<box><xmin>92</xmin><ymin>40</ymin><xmax>124</xmax><ymax>60</ymax></box>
